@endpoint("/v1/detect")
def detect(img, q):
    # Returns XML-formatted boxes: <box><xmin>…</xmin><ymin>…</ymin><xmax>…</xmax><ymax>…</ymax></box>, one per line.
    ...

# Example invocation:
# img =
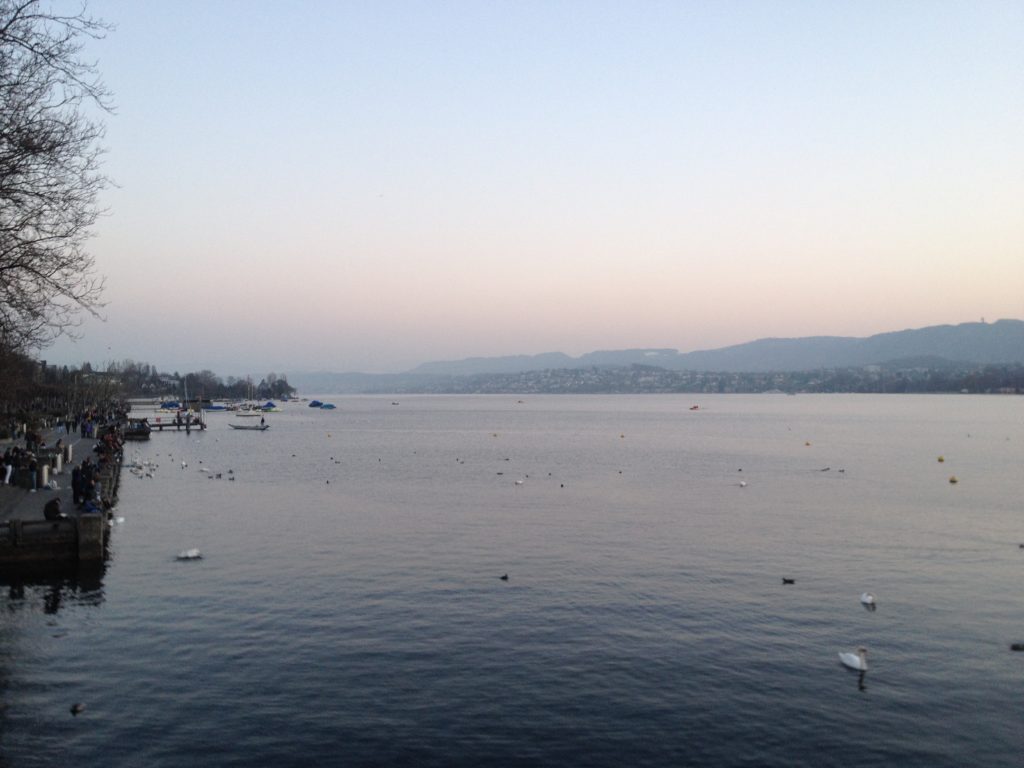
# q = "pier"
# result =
<box><xmin>145</xmin><ymin>412</ymin><xmax>207</xmax><ymax>432</ymax></box>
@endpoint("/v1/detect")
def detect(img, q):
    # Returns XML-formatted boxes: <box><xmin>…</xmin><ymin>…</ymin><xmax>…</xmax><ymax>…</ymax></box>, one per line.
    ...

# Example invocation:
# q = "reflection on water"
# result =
<box><xmin>1</xmin><ymin>562</ymin><xmax>106</xmax><ymax>614</ymax></box>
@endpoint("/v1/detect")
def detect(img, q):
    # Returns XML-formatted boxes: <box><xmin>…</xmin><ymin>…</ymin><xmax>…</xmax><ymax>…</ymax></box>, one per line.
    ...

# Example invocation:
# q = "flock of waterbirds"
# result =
<box><xmin>127</xmin><ymin>449</ymin><xmax>238</xmax><ymax>560</ymax></box>
<box><xmin>103</xmin><ymin>416</ymin><xmax>1016</xmax><ymax>720</ymax></box>
<box><xmin>780</xmin><ymin>576</ymin><xmax>877</xmax><ymax>682</ymax></box>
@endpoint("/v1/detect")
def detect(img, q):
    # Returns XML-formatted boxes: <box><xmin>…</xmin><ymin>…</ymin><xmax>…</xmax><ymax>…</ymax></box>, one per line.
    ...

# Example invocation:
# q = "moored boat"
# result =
<box><xmin>123</xmin><ymin>418</ymin><xmax>152</xmax><ymax>440</ymax></box>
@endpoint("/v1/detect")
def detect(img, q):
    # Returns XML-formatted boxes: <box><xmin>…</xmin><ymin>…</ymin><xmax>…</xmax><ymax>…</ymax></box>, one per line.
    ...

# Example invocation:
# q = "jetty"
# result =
<box><xmin>147</xmin><ymin>412</ymin><xmax>207</xmax><ymax>432</ymax></box>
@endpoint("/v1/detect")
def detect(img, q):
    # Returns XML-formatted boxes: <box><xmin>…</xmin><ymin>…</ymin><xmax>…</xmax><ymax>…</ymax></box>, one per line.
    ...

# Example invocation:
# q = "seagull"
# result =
<box><xmin>860</xmin><ymin>592</ymin><xmax>876</xmax><ymax>606</ymax></box>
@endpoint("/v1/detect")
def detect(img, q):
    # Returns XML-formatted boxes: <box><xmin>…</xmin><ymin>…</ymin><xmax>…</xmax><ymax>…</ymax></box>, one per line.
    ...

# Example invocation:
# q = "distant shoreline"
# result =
<box><xmin>289</xmin><ymin>363</ymin><xmax>1024</xmax><ymax>396</ymax></box>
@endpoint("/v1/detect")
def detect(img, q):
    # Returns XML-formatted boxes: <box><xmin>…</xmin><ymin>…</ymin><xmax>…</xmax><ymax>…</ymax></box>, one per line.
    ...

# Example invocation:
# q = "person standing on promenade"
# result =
<box><xmin>71</xmin><ymin>463</ymin><xmax>82</xmax><ymax>505</ymax></box>
<box><xmin>80</xmin><ymin>458</ymin><xmax>95</xmax><ymax>505</ymax></box>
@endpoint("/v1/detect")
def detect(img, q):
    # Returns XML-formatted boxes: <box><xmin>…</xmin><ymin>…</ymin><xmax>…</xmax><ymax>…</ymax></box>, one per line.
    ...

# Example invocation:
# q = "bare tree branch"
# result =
<box><xmin>0</xmin><ymin>0</ymin><xmax>112</xmax><ymax>354</ymax></box>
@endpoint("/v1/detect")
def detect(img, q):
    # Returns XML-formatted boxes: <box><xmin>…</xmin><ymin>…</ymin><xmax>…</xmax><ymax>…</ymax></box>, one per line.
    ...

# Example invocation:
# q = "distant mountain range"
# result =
<box><xmin>408</xmin><ymin>320</ymin><xmax>1024</xmax><ymax>374</ymax></box>
<box><xmin>291</xmin><ymin>319</ymin><xmax>1024</xmax><ymax>393</ymax></box>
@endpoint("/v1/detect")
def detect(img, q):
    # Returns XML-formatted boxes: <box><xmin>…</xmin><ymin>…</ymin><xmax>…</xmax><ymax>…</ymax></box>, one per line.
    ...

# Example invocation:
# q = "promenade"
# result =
<box><xmin>0</xmin><ymin>425</ymin><xmax>91</xmax><ymax>523</ymax></box>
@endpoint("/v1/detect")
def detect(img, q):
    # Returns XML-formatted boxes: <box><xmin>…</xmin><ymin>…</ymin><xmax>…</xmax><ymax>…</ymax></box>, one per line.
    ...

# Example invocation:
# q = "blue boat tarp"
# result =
<box><xmin>160</xmin><ymin>401</ymin><xmax>181</xmax><ymax>409</ymax></box>
<box><xmin>263</xmin><ymin>402</ymin><xmax>277</xmax><ymax>409</ymax></box>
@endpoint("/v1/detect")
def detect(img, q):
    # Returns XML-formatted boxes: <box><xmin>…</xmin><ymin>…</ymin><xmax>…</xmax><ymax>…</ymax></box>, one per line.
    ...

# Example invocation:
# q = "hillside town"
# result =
<box><xmin>378</xmin><ymin>362</ymin><xmax>1024</xmax><ymax>395</ymax></box>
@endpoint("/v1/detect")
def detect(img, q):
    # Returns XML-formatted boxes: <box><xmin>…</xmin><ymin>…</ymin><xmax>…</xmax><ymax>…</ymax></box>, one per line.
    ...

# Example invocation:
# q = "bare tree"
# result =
<box><xmin>0</xmin><ymin>0</ymin><xmax>112</xmax><ymax>354</ymax></box>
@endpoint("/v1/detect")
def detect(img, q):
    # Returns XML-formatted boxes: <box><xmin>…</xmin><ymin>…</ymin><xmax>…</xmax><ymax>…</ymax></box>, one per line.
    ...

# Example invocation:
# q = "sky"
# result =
<box><xmin>41</xmin><ymin>0</ymin><xmax>1024</xmax><ymax>376</ymax></box>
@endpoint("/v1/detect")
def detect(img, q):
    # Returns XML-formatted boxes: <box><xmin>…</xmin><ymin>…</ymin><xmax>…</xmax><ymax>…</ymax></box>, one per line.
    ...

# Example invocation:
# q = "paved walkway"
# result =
<box><xmin>0</xmin><ymin>426</ymin><xmax>91</xmax><ymax>523</ymax></box>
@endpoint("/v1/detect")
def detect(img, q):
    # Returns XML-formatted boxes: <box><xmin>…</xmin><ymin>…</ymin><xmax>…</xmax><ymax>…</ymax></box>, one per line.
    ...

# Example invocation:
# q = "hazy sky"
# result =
<box><xmin>43</xmin><ymin>0</ymin><xmax>1023</xmax><ymax>375</ymax></box>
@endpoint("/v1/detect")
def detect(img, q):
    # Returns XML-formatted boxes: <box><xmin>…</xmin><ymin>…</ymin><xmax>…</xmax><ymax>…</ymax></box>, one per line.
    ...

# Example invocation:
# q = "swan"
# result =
<box><xmin>839</xmin><ymin>646</ymin><xmax>868</xmax><ymax>671</ymax></box>
<box><xmin>860</xmin><ymin>592</ymin><xmax>875</xmax><ymax>606</ymax></box>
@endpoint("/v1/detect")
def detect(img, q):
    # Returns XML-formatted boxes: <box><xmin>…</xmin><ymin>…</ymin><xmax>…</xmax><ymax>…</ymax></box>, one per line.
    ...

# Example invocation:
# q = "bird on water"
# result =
<box><xmin>839</xmin><ymin>647</ymin><xmax>868</xmax><ymax>671</ymax></box>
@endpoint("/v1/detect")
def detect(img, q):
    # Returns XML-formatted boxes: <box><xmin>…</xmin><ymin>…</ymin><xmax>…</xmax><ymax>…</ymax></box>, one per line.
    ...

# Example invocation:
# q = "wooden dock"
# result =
<box><xmin>147</xmin><ymin>414</ymin><xmax>207</xmax><ymax>432</ymax></box>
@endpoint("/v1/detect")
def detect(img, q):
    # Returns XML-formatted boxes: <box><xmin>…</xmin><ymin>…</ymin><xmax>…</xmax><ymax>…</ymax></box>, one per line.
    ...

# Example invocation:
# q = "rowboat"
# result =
<box><xmin>229</xmin><ymin>423</ymin><xmax>269</xmax><ymax>431</ymax></box>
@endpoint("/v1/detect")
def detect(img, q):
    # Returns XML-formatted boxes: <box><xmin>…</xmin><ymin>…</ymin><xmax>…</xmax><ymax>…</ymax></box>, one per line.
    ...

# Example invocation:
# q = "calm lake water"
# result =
<box><xmin>1</xmin><ymin>394</ymin><xmax>1022</xmax><ymax>767</ymax></box>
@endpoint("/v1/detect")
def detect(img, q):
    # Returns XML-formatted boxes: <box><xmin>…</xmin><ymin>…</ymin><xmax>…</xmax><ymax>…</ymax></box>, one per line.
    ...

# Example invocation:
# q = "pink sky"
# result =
<box><xmin>44</xmin><ymin>1</ymin><xmax>1024</xmax><ymax>375</ymax></box>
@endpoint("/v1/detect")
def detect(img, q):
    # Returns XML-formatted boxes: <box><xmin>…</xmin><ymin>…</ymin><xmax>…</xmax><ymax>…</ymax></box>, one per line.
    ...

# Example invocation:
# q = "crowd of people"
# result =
<box><xmin>3</xmin><ymin>444</ymin><xmax>48</xmax><ymax>492</ymax></box>
<box><xmin>1</xmin><ymin>402</ymin><xmax>127</xmax><ymax>519</ymax></box>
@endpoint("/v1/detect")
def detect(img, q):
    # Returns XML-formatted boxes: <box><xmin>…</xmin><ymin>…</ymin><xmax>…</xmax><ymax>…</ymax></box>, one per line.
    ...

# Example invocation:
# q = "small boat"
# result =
<box><xmin>309</xmin><ymin>400</ymin><xmax>323</xmax><ymax>408</ymax></box>
<box><xmin>123</xmin><ymin>418</ymin><xmax>152</xmax><ymax>440</ymax></box>
<box><xmin>229</xmin><ymin>423</ymin><xmax>269</xmax><ymax>431</ymax></box>
<box><xmin>176</xmin><ymin>548</ymin><xmax>202</xmax><ymax>560</ymax></box>
<box><xmin>319</xmin><ymin>403</ymin><xmax>336</xmax><ymax>410</ymax></box>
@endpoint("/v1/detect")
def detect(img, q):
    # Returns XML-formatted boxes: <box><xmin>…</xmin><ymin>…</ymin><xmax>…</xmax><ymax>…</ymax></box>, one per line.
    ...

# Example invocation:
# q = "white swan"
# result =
<box><xmin>839</xmin><ymin>646</ymin><xmax>868</xmax><ymax>671</ymax></box>
<box><xmin>860</xmin><ymin>592</ymin><xmax>875</xmax><ymax>606</ymax></box>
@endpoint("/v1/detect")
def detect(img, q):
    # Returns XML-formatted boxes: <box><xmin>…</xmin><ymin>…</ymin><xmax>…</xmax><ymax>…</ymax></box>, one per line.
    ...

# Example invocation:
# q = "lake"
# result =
<box><xmin>1</xmin><ymin>394</ymin><xmax>1022</xmax><ymax>767</ymax></box>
